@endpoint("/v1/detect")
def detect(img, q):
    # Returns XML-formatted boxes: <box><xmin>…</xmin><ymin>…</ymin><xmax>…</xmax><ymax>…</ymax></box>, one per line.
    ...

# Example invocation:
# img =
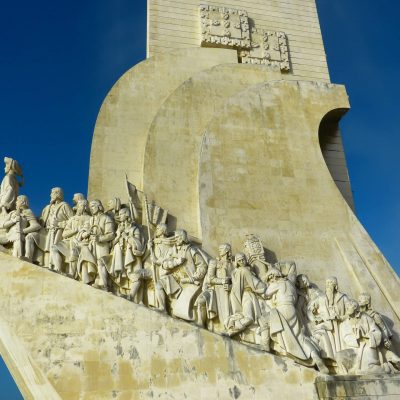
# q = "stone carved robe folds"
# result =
<box><xmin>341</xmin><ymin>313</ymin><xmax>382</xmax><ymax>373</ymax></box>
<box><xmin>160</xmin><ymin>243</ymin><xmax>207</xmax><ymax>321</ymax></box>
<box><xmin>0</xmin><ymin>173</ymin><xmax>19</xmax><ymax>211</ymax></box>
<box><xmin>0</xmin><ymin>208</ymin><xmax>40</xmax><ymax>257</ymax></box>
<box><xmin>230</xmin><ymin>267</ymin><xmax>265</xmax><ymax>319</ymax></box>
<box><xmin>54</xmin><ymin>213</ymin><xmax>91</xmax><ymax>270</ymax></box>
<box><xmin>266</xmin><ymin>279</ymin><xmax>320</xmax><ymax>362</ymax></box>
<box><xmin>36</xmin><ymin>201</ymin><xmax>74</xmax><ymax>252</ymax></box>
<box><xmin>110</xmin><ymin>222</ymin><xmax>145</xmax><ymax>277</ymax></box>
<box><xmin>202</xmin><ymin>258</ymin><xmax>232</xmax><ymax>324</ymax></box>
<box><xmin>77</xmin><ymin>213</ymin><xmax>114</xmax><ymax>285</ymax></box>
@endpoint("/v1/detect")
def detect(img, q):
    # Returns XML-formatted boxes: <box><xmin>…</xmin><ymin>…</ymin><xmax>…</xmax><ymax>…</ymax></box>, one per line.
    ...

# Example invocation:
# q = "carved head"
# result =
<box><xmin>16</xmin><ymin>195</ymin><xmax>29</xmax><ymax>210</ymax></box>
<box><xmin>89</xmin><ymin>199</ymin><xmax>104</xmax><ymax>215</ymax></box>
<box><xmin>118</xmin><ymin>207</ymin><xmax>131</xmax><ymax>222</ymax></box>
<box><xmin>266</xmin><ymin>267</ymin><xmax>283</xmax><ymax>282</ymax></box>
<box><xmin>107</xmin><ymin>197</ymin><xmax>121</xmax><ymax>212</ymax></box>
<box><xmin>4</xmin><ymin>157</ymin><xmax>22</xmax><ymax>175</ymax></box>
<box><xmin>76</xmin><ymin>199</ymin><xmax>89</xmax><ymax>216</ymax></box>
<box><xmin>346</xmin><ymin>299</ymin><xmax>359</xmax><ymax>318</ymax></box>
<box><xmin>296</xmin><ymin>274</ymin><xmax>310</xmax><ymax>290</ymax></box>
<box><xmin>358</xmin><ymin>293</ymin><xmax>372</xmax><ymax>311</ymax></box>
<box><xmin>155</xmin><ymin>223</ymin><xmax>167</xmax><ymax>238</ymax></box>
<box><xmin>73</xmin><ymin>193</ymin><xmax>85</xmax><ymax>205</ymax></box>
<box><xmin>218</xmin><ymin>243</ymin><xmax>231</xmax><ymax>258</ymax></box>
<box><xmin>234</xmin><ymin>253</ymin><xmax>247</xmax><ymax>268</ymax></box>
<box><xmin>50</xmin><ymin>187</ymin><xmax>64</xmax><ymax>203</ymax></box>
<box><xmin>325</xmin><ymin>276</ymin><xmax>338</xmax><ymax>293</ymax></box>
<box><xmin>175</xmin><ymin>229</ymin><xmax>188</xmax><ymax>245</ymax></box>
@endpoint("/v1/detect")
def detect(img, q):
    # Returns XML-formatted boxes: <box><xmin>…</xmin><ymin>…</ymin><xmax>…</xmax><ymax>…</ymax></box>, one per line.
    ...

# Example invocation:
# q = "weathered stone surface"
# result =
<box><xmin>0</xmin><ymin>252</ymin><xmax>319</xmax><ymax>399</ymax></box>
<box><xmin>315</xmin><ymin>374</ymin><xmax>400</xmax><ymax>399</ymax></box>
<box><xmin>143</xmin><ymin>62</ymin><xmax>281</xmax><ymax>239</ymax></box>
<box><xmin>147</xmin><ymin>0</ymin><xmax>330</xmax><ymax>82</ymax></box>
<box><xmin>197</xmin><ymin>80</ymin><xmax>400</xmax><ymax>341</ymax></box>
<box><xmin>88</xmin><ymin>47</ymin><xmax>237</xmax><ymax>202</ymax></box>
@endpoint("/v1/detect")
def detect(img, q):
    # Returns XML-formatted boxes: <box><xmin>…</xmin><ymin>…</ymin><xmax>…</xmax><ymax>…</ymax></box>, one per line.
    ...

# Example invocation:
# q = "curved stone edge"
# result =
<box><xmin>88</xmin><ymin>47</ymin><xmax>238</xmax><ymax>202</ymax></box>
<box><xmin>0</xmin><ymin>318</ymin><xmax>61</xmax><ymax>400</ymax></box>
<box><xmin>143</xmin><ymin>63</ymin><xmax>282</xmax><ymax>239</ymax></box>
<box><xmin>197</xmin><ymin>80</ymin><xmax>400</xmax><ymax>340</ymax></box>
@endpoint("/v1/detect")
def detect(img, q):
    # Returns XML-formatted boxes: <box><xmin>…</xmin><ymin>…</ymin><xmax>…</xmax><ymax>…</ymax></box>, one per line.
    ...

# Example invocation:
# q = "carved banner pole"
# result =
<box><xmin>124</xmin><ymin>173</ymin><xmax>139</xmax><ymax>221</ymax></box>
<box><xmin>144</xmin><ymin>194</ymin><xmax>157</xmax><ymax>287</ymax></box>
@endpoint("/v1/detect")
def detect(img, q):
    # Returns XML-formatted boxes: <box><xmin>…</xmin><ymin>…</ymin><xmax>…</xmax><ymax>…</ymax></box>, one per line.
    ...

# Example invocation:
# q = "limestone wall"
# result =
<box><xmin>147</xmin><ymin>0</ymin><xmax>330</xmax><ymax>82</ymax></box>
<box><xmin>0</xmin><ymin>253</ymin><xmax>319</xmax><ymax>399</ymax></box>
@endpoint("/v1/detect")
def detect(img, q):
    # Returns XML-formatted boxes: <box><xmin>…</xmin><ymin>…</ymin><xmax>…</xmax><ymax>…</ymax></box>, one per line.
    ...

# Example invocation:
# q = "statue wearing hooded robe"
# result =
<box><xmin>263</xmin><ymin>268</ymin><xmax>329</xmax><ymax>373</ymax></box>
<box><xmin>0</xmin><ymin>195</ymin><xmax>40</xmax><ymax>257</ymax></box>
<box><xmin>156</xmin><ymin>229</ymin><xmax>207</xmax><ymax>322</ymax></box>
<box><xmin>341</xmin><ymin>300</ymin><xmax>383</xmax><ymax>374</ymax></box>
<box><xmin>225</xmin><ymin>253</ymin><xmax>266</xmax><ymax>338</ymax></box>
<box><xmin>195</xmin><ymin>243</ymin><xmax>233</xmax><ymax>331</ymax></box>
<box><xmin>77</xmin><ymin>200</ymin><xmax>115</xmax><ymax>289</ymax></box>
<box><xmin>108</xmin><ymin>207</ymin><xmax>149</xmax><ymax>301</ymax></box>
<box><xmin>0</xmin><ymin>157</ymin><xmax>23</xmax><ymax>214</ymax></box>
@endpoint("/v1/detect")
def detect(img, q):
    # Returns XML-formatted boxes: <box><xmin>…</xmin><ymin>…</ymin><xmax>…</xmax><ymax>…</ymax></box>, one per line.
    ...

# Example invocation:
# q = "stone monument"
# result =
<box><xmin>1</xmin><ymin>1</ymin><xmax>400</xmax><ymax>399</ymax></box>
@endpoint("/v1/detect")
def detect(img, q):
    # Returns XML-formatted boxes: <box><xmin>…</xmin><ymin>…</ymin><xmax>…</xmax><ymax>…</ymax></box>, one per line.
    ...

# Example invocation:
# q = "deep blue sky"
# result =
<box><xmin>0</xmin><ymin>0</ymin><xmax>399</xmax><ymax>393</ymax></box>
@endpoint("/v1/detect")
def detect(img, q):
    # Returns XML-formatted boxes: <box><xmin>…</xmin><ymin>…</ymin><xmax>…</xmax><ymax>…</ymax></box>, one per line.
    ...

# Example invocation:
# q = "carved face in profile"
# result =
<box><xmin>50</xmin><ymin>188</ymin><xmax>63</xmax><ymax>203</ymax></box>
<box><xmin>73</xmin><ymin>193</ymin><xmax>85</xmax><ymax>205</ymax></box>
<box><xmin>218</xmin><ymin>243</ymin><xmax>231</xmax><ymax>258</ymax></box>
<box><xmin>4</xmin><ymin>160</ymin><xmax>10</xmax><ymax>174</ymax></box>
<box><xmin>75</xmin><ymin>200</ymin><xmax>87</xmax><ymax>216</ymax></box>
<box><xmin>155</xmin><ymin>223</ymin><xmax>167</xmax><ymax>238</ymax></box>
<box><xmin>296</xmin><ymin>274</ymin><xmax>310</xmax><ymax>290</ymax></box>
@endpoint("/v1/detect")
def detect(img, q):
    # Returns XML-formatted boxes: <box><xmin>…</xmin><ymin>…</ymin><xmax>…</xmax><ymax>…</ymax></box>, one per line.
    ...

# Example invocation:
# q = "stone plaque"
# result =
<box><xmin>240</xmin><ymin>29</ymin><xmax>290</xmax><ymax>71</ymax></box>
<box><xmin>199</xmin><ymin>4</ymin><xmax>251</xmax><ymax>49</ymax></box>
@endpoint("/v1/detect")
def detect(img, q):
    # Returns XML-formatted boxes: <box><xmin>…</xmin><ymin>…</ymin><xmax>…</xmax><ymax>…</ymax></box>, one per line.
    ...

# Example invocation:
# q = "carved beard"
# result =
<box><xmin>326</xmin><ymin>287</ymin><xmax>335</xmax><ymax>306</ymax></box>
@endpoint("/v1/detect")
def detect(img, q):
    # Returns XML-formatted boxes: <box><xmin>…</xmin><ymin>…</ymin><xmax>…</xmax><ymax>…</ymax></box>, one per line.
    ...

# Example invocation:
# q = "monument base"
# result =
<box><xmin>315</xmin><ymin>374</ymin><xmax>400</xmax><ymax>399</ymax></box>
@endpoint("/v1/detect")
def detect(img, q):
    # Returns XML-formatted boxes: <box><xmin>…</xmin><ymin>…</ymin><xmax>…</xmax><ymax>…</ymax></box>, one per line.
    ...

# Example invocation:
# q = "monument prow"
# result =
<box><xmin>1</xmin><ymin>0</ymin><xmax>400</xmax><ymax>398</ymax></box>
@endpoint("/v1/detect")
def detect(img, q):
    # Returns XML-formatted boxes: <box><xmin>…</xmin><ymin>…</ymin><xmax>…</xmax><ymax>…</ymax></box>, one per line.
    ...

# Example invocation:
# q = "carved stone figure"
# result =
<box><xmin>72</xmin><ymin>193</ymin><xmax>86</xmax><ymax>214</ymax></box>
<box><xmin>243</xmin><ymin>234</ymin><xmax>271</xmax><ymax>281</ymax></box>
<box><xmin>310</xmin><ymin>276</ymin><xmax>350</xmax><ymax>358</ymax></box>
<box><xmin>195</xmin><ymin>243</ymin><xmax>233</xmax><ymax>331</ymax></box>
<box><xmin>0</xmin><ymin>157</ymin><xmax>23</xmax><ymax>213</ymax></box>
<box><xmin>25</xmin><ymin>187</ymin><xmax>73</xmax><ymax>267</ymax></box>
<box><xmin>147</xmin><ymin>223</ymin><xmax>175</xmax><ymax>309</ymax></box>
<box><xmin>50</xmin><ymin>199</ymin><xmax>91</xmax><ymax>276</ymax></box>
<box><xmin>264</xmin><ymin>268</ymin><xmax>329</xmax><ymax>374</ymax></box>
<box><xmin>2</xmin><ymin>155</ymin><xmax>400</xmax><ymax>379</ymax></box>
<box><xmin>77</xmin><ymin>200</ymin><xmax>115</xmax><ymax>289</ymax></box>
<box><xmin>296</xmin><ymin>274</ymin><xmax>335</xmax><ymax>360</ymax></box>
<box><xmin>155</xmin><ymin>229</ymin><xmax>207</xmax><ymax>322</ymax></box>
<box><xmin>225</xmin><ymin>253</ymin><xmax>266</xmax><ymax>337</ymax></box>
<box><xmin>107</xmin><ymin>197</ymin><xmax>123</xmax><ymax>223</ymax></box>
<box><xmin>341</xmin><ymin>300</ymin><xmax>383</xmax><ymax>374</ymax></box>
<box><xmin>358</xmin><ymin>293</ymin><xmax>400</xmax><ymax>372</ymax></box>
<box><xmin>109</xmin><ymin>207</ymin><xmax>147</xmax><ymax>301</ymax></box>
<box><xmin>0</xmin><ymin>195</ymin><xmax>40</xmax><ymax>257</ymax></box>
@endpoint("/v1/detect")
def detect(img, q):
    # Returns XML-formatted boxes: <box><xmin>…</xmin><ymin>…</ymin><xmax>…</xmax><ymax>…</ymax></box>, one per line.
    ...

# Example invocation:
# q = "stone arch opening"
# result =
<box><xmin>318</xmin><ymin>109</ymin><xmax>355</xmax><ymax>210</ymax></box>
